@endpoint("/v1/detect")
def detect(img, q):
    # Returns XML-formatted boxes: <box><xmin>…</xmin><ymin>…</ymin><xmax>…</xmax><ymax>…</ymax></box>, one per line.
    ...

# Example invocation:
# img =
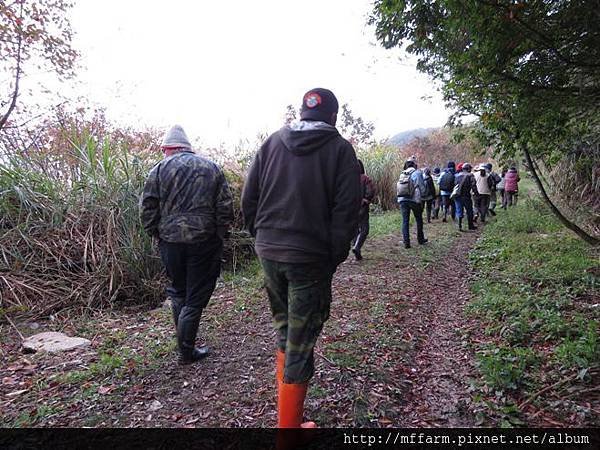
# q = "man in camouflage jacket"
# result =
<box><xmin>140</xmin><ymin>125</ymin><xmax>233</xmax><ymax>364</ymax></box>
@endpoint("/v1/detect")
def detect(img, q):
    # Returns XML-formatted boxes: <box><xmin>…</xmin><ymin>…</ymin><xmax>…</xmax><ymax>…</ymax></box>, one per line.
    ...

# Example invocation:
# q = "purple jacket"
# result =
<box><xmin>504</xmin><ymin>169</ymin><xmax>520</xmax><ymax>192</ymax></box>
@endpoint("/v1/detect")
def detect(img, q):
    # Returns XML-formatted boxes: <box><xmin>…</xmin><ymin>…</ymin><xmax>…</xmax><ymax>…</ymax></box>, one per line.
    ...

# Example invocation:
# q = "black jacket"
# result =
<box><xmin>455</xmin><ymin>171</ymin><xmax>478</xmax><ymax>197</ymax></box>
<box><xmin>241</xmin><ymin>122</ymin><xmax>361</xmax><ymax>265</ymax></box>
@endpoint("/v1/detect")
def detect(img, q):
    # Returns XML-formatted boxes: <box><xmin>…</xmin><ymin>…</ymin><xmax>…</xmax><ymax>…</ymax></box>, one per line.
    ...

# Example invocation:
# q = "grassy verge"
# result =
<box><xmin>369</xmin><ymin>210</ymin><xmax>402</xmax><ymax>238</ymax></box>
<box><xmin>468</xmin><ymin>189</ymin><xmax>599</xmax><ymax>426</ymax></box>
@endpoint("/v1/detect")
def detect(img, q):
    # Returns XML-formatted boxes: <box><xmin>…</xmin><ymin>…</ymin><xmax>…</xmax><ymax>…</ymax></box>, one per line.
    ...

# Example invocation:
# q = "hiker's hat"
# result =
<box><xmin>161</xmin><ymin>125</ymin><xmax>192</xmax><ymax>150</ymax></box>
<box><xmin>300</xmin><ymin>88</ymin><xmax>339</xmax><ymax>124</ymax></box>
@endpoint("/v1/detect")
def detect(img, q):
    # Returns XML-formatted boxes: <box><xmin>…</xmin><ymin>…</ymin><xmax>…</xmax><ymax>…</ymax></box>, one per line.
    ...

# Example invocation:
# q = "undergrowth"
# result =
<box><xmin>468</xmin><ymin>191</ymin><xmax>600</xmax><ymax>426</ymax></box>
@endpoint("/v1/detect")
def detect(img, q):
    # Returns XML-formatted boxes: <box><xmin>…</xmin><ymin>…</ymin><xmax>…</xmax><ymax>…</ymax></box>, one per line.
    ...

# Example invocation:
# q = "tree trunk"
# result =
<box><xmin>523</xmin><ymin>146</ymin><xmax>600</xmax><ymax>246</ymax></box>
<box><xmin>0</xmin><ymin>3</ymin><xmax>23</xmax><ymax>131</ymax></box>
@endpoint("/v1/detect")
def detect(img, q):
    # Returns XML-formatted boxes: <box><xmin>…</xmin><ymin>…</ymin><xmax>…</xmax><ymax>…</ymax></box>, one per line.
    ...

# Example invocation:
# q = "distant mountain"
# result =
<box><xmin>387</xmin><ymin>127</ymin><xmax>439</xmax><ymax>147</ymax></box>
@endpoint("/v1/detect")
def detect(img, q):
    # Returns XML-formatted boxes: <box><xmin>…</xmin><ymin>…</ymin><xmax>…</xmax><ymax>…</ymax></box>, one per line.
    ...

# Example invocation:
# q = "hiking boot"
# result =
<box><xmin>442</xmin><ymin>217</ymin><xmax>447</xmax><ymax>223</ymax></box>
<box><xmin>404</xmin><ymin>242</ymin><xmax>411</xmax><ymax>249</ymax></box>
<box><xmin>352</xmin><ymin>248</ymin><xmax>362</xmax><ymax>261</ymax></box>
<box><xmin>178</xmin><ymin>345</ymin><xmax>210</xmax><ymax>365</ymax></box>
<box><xmin>489</xmin><ymin>209</ymin><xmax>496</xmax><ymax>216</ymax></box>
<box><xmin>418</xmin><ymin>238</ymin><xmax>428</xmax><ymax>245</ymax></box>
<box><xmin>468</xmin><ymin>225</ymin><xmax>478</xmax><ymax>230</ymax></box>
<box><xmin>458</xmin><ymin>218</ymin><xmax>464</xmax><ymax>232</ymax></box>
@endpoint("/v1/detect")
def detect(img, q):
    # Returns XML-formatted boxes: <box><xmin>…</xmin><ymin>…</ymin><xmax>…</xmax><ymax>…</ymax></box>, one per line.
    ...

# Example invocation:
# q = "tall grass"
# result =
<box><xmin>0</xmin><ymin>125</ymin><xmax>163</xmax><ymax>317</ymax></box>
<box><xmin>358</xmin><ymin>144</ymin><xmax>403</xmax><ymax>211</ymax></box>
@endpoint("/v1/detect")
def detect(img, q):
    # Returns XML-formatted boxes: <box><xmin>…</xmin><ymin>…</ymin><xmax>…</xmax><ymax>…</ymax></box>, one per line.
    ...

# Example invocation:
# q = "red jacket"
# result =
<box><xmin>504</xmin><ymin>169</ymin><xmax>520</xmax><ymax>192</ymax></box>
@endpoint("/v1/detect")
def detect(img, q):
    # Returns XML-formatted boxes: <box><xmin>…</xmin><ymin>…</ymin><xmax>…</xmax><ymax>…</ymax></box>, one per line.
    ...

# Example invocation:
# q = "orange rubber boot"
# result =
<box><xmin>278</xmin><ymin>382</ymin><xmax>317</xmax><ymax>428</ymax></box>
<box><xmin>275</xmin><ymin>350</ymin><xmax>316</xmax><ymax>428</ymax></box>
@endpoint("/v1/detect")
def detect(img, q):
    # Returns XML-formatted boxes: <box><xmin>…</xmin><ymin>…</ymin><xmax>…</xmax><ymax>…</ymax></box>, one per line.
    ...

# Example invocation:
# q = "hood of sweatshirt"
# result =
<box><xmin>279</xmin><ymin>120</ymin><xmax>341</xmax><ymax>156</ymax></box>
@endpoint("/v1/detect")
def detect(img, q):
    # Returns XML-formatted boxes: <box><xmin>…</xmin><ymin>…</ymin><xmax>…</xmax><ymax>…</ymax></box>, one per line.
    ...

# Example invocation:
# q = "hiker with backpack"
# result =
<box><xmin>432</xmin><ymin>167</ymin><xmax>442</xmax><ymax>220</ymax></box>
<box><xmin>504</xmin><ymin>166</ymin><xmax>520</xmax><ymax>207</ymax></box>
<box><xmin>452</xmin><ymin>163</ymin><xmax>478</xmax><ymax>231</ymax></box>
<box><xmin>352</xmin><ymin>159</ymin><xmax>375</xmax><ymax>261</ymax></box>
<box><xmin>485</xmin><ymin>163</ymin><xmax>502</xmax><ymax>216</ymax></box>
<box><xmin>438</xmin><ymin>161</ymin><xmax>456</xmax><ymax>222</ymax></box>
<box><xmin>397</xmin><ymin>158</ymin><xmax>427</xmax><ymax>248</ymax></box>
<box><xmin>474</xmin><ymin>165</ymin><xmax>492</xmax><ymax>223</ymax></box>
<box><xmin>422</xmin><ymin>167</ymin><xmax>436</xmax><ymax>223</ymax></box>
<box><xmin>498</xmin><ymin>168</ymin><xmax>507</xmax><ymax>209</ymax></box>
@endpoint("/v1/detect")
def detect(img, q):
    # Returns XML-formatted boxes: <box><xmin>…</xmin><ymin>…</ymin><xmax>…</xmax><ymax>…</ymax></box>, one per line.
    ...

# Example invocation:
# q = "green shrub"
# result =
<box><xmin>477</xmin><ymin>346</ymin><xmax>540</xmax><ymax>391</ymax></box>
<box><xmin>554</xmin><ymin>322</ymin><xmax>599</xmax><ymax>369</ymax></box>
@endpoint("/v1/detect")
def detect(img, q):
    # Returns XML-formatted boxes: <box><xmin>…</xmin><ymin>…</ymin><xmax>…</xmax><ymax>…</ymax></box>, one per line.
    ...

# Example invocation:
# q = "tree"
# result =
<box><xmin>400</xmin><ymin>127</ymin><xmax>491</xmax><ymax>168</ymax></box>
<box><xmin>283</xmin><ymin>102</ymin><xmax>376</xmax><ymax>149</ymax></box>
<box><xmin>370</xmin><ymin>0</ymin><xmax>600</xmax><ymax>244</ymax></box>
<box><xmin>0</xmin><ymin>0</ymin><xmax>78</xmax><ymax>131</ymax></box>
<box><xmin>283</xmin><ymin>104</ymin><xmax>297</xmax><ymax>125</ymax></box>
<box><xmin>338</xmin><ymin>103</ymin><xmax>376</xmax><ymax>149</ymax></box>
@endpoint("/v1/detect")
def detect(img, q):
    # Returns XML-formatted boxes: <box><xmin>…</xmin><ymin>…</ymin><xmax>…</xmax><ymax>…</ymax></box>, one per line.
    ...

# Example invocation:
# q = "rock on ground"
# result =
<box><xmin>22</xmin><ymin>332</ymin><xmax>91</xmax><ymax>353</ymax></box>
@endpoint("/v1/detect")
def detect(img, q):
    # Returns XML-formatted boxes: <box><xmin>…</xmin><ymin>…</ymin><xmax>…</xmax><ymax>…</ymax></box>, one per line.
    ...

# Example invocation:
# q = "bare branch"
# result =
<box><xmin>0</xmin><ymin>1</ymin><xmax>24</xmax><ymax>130</ymax></box>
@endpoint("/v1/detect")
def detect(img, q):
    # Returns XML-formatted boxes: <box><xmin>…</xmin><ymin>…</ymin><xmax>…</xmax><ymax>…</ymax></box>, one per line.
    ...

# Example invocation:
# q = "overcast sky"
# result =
<box><xmin>67</xmin><ymin>0</ymin><xmax>451</xmax><ymax>148</ymax></box>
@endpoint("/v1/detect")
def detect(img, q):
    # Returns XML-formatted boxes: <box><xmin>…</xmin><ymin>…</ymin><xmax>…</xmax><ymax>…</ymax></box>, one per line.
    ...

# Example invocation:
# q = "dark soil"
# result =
<box><xmin>1</xmin><ymin>219</ymin><xmax>483</xmax><ymax>427</ymax></box>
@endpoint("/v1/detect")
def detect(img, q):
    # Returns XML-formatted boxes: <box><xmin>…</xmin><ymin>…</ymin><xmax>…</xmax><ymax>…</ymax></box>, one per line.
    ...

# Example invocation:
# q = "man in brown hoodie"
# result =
<box><xmin>242</xmin><ymin>88</ymin><xmax>361</xmax><ymax>428</ymax></box>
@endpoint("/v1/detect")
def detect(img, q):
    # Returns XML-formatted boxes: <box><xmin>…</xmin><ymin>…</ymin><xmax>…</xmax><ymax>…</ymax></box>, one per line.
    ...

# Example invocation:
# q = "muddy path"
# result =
<box><xmin>1</xmin><ymin>217</ymin><xmax>482</xmax><ymax>427</ymax></box>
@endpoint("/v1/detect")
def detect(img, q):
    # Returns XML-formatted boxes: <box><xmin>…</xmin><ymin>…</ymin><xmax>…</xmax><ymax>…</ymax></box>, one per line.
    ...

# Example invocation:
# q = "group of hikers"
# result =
<box><xmin>375</xmin><ymin>159</ymin><xmax>521</xmax><ymax>250</ymax></box>
<box><xmin>138</xmin><ymin>87</ymin><xmax>520</xmax><ymax>432</ymax></box>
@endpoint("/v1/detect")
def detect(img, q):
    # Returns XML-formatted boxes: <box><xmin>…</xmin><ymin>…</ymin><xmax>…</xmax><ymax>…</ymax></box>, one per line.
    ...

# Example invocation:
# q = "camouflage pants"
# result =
<box><xmin>260</xmin><ymin>258</ymin><xmax>333</xmax><ymax>384</ymax></box>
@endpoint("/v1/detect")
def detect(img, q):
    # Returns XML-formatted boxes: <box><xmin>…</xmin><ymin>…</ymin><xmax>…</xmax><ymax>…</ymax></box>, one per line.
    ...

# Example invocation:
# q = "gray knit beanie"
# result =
<box><xmin>161</xmin><ymin>125</ymin><xmax>192</xmax><ymax>149</ymax></box>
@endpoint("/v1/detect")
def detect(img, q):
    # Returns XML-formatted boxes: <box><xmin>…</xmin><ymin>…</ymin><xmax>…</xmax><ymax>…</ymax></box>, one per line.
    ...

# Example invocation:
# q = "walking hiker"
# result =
<box><xmin>241</xmin><ymin>88</ymin><xmax>361</xmax><ymax>429</ymax></box>
<box><xmin>474</xmin><ymin>165</ymin><xmax>492</xmax><ymax>223</ymax></box>
<box><xmin>438</xmin><ymin>161</ymin><xmax>456</xmax><ymax>222</ymax></box>
<box><xmin>352</xmin><ymin>159</ymin><xmax>375</xmax><ymax>261</ymax></box>
<box><xmin>140</xmin><ymin>125</ymin><xmax>233</xmax><ymax>364</ymax></box>
<box><xmin>422</xmin><ymin>167</ymin><xmax>436</xmax><ymax>223</ymax></box>
<box><xmin>432</xmin><ymin>167</ymin><xmax>441</xmax><ymax>220</ymax></box>
<box><xmin>504</xmin><ymin>166</ymin><xmax>520</xmax><ymax>207</ymax></box>
<box><xmin>485</xmin><ymin>163</ymin><xmax>501</xmax><ymax>216</ymax></box>
<box><xmin>452</xmin><ymin>163</ymin><xmax>478</xmax><ymax>231</ymax></box>
<box><xmin>498</xmin><ymin>168</ymin><xmax>507</xmax><ymax>209</ymax></box>
<box><xmin>397</xmin><ymin>158</ymin><xmax>427</xmax><ymax>248</ymax></box>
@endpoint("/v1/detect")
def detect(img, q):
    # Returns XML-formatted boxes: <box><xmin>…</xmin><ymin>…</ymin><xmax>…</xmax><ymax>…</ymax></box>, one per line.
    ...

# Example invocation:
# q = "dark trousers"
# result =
<box><xmin>400</xmin><ymin>201</ymin><xmax>425</xmax><ymax>244</ymax></box>
<box><xmin>261</xmin><ymin>258</ymin><xmax>333</xmax><ymax>383</ymax></box>
<box><xmin>159</xmin><ymin>238</ymin><xmax>223</xmax><ymax>356</ymax></box>
<box><xmin>441</xmin><ymin>195</ymin><xmax>455</xmax><ymax>220</ymax></box>
<box><xmin>432</xmin><ymin>195</ymin><xmax>441</xmax><ymax>219</ymax></box>
<box><xmin>478</xmin><ymin>194</ymin><xmax>491</xmax><ymax>221</ymax></box>
<box><xmin>424</xmin><ymin>199</ymin><xmax>434</xmax><ymax>222</ymax></box>
<box><xmin>454</xmin><ymin>196</ymin><xmax>475</xmax><ymax>228</ymax></box>
<box><xmin>473</xmin><ymin>194</ymin><xmax>481</xmax><ymax>218</ymax></box>
<box><xmin>489</xmin><ymin>191</ymin><xmax>498</xmax><ymax>211</ymax></box>
<box><xmin>353</xmin><ymin>212</ymin><xmax>370</xmax><ymax>252</ymax></box>
<box><xmin>505</xmin><ymin>190</ymin><xmax>518</xmax><ymax>207</ymax></box>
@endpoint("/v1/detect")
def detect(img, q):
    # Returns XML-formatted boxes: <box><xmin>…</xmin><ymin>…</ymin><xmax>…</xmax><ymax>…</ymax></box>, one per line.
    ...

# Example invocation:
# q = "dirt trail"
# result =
<box><xmin>394</xmin><ymin>232</ymin><xmax>479</xmax><ymax>426</ymax></box>
<box><xmin>0</xmin><ymin>219</ymin><xmax>482</xmax><ymax>427</ymax></box>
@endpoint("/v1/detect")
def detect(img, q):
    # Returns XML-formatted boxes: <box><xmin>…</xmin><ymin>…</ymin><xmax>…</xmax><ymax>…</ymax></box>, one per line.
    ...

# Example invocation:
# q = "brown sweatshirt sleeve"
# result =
<box><xmin>330</xmin><ymin>143</ymin><xmax>361</xmax><ymax>266</ymax></box>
